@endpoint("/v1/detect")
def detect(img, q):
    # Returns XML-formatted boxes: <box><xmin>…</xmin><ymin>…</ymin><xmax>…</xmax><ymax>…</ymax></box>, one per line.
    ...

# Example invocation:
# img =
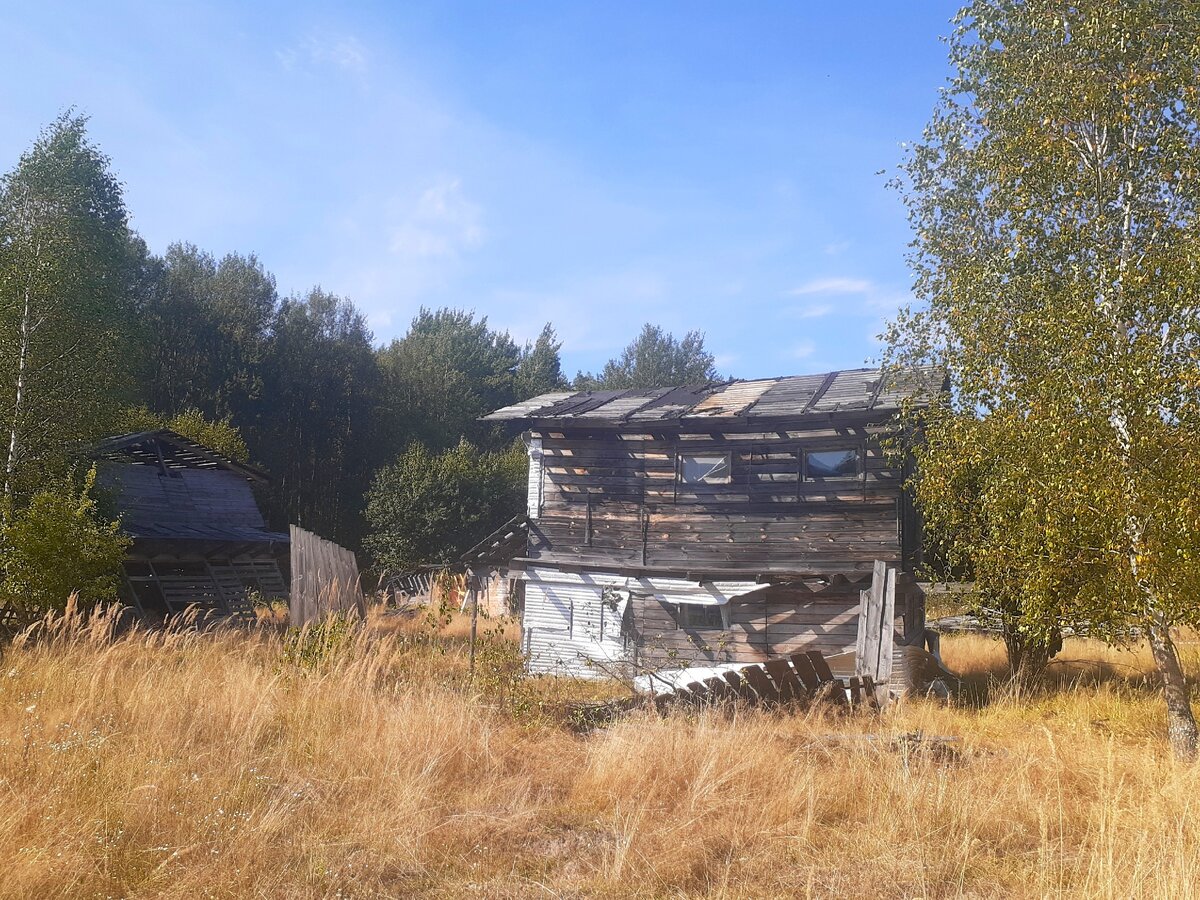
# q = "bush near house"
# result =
<box><xmin>0</xmin><ymin>467</ymin><xmax>129</xmax><ymax>612</ymax></box>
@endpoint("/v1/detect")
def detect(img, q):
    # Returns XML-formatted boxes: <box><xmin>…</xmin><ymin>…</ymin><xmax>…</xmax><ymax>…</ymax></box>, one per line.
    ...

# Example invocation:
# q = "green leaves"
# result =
<box><xmin>377</xmin><ymin>308</ymin><xmax>526</xmax><ymax>451</ymax></box>
<box><xmin>0</xmin><ymin>466</ymin><xmax>129</xmax><ymax>612</ymax></box>
<box><xmin>0</xmin><ymin>112</ymin><xmax>137</xmax><ymax>502</ymax></box>
<box><xmin>887</xmin><ymin>1</ymin><xmax>1200</xmax><ymax>649</ymax></box>
<box><xmin>574</xmin><ymin>323</ymin><xmax>721</xmax><ymax>390</ymax></box>
<box><xmin>363</xmin><ymin>440</ymin><xmax>525</xmax><ymax>573</ymax></box>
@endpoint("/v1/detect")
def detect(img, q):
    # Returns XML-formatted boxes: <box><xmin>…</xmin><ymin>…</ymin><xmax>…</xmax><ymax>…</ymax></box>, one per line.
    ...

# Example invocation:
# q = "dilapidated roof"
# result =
<box><xmin>459</xmin><ymin>514</ymin><xmax>530</xmax><ymax>569</ymax></box>
<box><xmin>90</xmin><ymin>430</ymin><xmax>269</xmax><ymax>483</ymax></box>
<box><xmin>90</xmin><ymin>430</ymin><xmax>286</xmax><ymax>547</ymax></box>
<box><xmin>483</xmin><ymin>366</ymin><xmax>944</xmax><ymax>426</ymax></box>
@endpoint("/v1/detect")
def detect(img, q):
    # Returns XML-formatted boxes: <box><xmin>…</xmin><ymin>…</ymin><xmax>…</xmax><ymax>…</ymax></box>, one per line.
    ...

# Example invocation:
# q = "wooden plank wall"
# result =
<box><xmin>529</xmin><ymin>419</ymin><xmax>908</xmax><ymax>574</ymax></box>
<box><xmin>855</xmin><ymin>560</ymin><xmax>896</xmax><ymax>697</ymax></box>
<box><xmin>631</xmin><ymin>583</ymin><xmax>862</xmax><ymax>670</ymax></box>
<box><xmin>289</xmin><ymin>526</ymin><xmax>365</xmax><ymax>626</ymax></box>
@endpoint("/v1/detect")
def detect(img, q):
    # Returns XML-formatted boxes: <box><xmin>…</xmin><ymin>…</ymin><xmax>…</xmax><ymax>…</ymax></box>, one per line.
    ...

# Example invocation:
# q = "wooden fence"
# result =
<box><xmin>289</xmin><ymin>525</ymin><xmax>365</xmax><ymax>627</ymax></box>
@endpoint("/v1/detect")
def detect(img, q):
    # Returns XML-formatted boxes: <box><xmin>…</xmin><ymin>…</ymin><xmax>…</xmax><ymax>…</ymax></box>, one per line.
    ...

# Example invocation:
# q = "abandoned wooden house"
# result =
<box><xmin>90</xmin><ymin>430</ymin><xmax>289</xmax><ymax>620</ymax></box>
<box><xmin>482</xmin><ymin>367</ymin><xmax>944</xmax><ymax>683</ymax></box>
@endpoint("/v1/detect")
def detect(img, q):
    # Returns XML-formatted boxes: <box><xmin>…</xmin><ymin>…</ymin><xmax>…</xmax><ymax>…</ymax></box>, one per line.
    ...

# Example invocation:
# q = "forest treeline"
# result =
<box><xmin>0</xmin><ymin>113</ymin><xmax>721</xmax><ymax>569</ymax></box>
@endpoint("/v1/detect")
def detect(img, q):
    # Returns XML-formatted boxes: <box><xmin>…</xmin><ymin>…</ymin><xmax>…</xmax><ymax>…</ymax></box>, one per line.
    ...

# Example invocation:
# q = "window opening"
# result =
<box><xmin>678</xmin><ymin>453</ymin><xmax>731</xmax><ymax>485</ymax></box>
<box><xmin>804</xmin><ymin>448</ymin><xmax>860</xmax><ymax>480</ymax></box>
<box><xmin>667</xmin><ymin>602</ymin><xmax>726</xmax><ymax>630</ymax></box>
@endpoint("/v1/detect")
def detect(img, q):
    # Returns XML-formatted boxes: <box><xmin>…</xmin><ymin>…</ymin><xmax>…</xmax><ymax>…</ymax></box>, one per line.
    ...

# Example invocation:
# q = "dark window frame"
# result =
<box><xmin>666</xmin><ymin>601</ymin><xmax>727</xmax><ymax>631</ymax></box>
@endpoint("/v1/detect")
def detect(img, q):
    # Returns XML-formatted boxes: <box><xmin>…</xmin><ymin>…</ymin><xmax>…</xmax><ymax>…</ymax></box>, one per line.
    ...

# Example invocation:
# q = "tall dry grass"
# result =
<box><xmin>2</xmin><ymin>605</ymin><xmax>1199</xmax><ymax>898</ymax></box>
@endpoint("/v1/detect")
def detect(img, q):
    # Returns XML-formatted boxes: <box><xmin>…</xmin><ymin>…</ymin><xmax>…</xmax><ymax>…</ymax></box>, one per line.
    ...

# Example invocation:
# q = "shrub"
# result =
<box><xmin>0</xmin><ymin>466</ymin><xmax>130</xmax><ymax>612</ymax></box>
<box><xmin>364</xmin><ymin>439</ymin><xmax>524</xmax><ymax>572</ymax></box>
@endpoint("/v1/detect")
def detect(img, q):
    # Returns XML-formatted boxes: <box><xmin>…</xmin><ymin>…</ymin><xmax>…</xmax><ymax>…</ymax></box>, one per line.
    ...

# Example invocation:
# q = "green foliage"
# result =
<box><xmin>138</xmin><ymin>242</ymin><xmax>277</xmax><ymax>421</ymax></box>
<box><xmin>166</xmin><ymin>409</ymin><xmax>250</xmax><ymax>463</ymax></box>
<box><xmin>470</xmin><ymin>618</ymin><xmax>545</xmax><ymax>722</ymax></box>
<box><xmin>377</xmin><ymin>308</ymin><xmax>526</xmax><ymax>451</ymax></box>
<box><xmin>0</xmin><ymin>466</ymin><xmax>130</xmax><ymax>612</ymax></box>
<box><xmin>0</xmin><ymin>112</ymin><xmax>136</xmax><ymax>502</ymax></box>
<box><xmin>256</xmin><ymin>287</ymin><xmax>380</xmax><ymax>546</ymax></box>
<box><xmin>574</xmin><ymin>323</ymin><xmax>720</xmax><ymax>390</ymax></box>
<box><xmin>885</xmin><ymin>2</ymin><xmax>1200</xmax><ymax>668</ymax></box>
<box><xmin>364</xmin><ymin>440</ymin><xmax>525</xmax><ymax>572</ymax></box>
<box><xmin>514</xmin><ymin>323</ymin><xmax>568</xmax><ymax>399</ymax></box>
<box><xmin>113</xmin><ymin>405</ymin><xmax>250</xmax><ymax>463</ymax></box>
<box><xmin>281</xmin><ymin>614</ymin><xmax>360</xmax><ymax>671</ymax></box>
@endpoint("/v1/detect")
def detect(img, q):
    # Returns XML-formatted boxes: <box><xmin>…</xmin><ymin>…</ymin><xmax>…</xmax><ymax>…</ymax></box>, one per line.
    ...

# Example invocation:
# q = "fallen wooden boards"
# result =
<box><xmin>855</xmin><ymin>559</ymin><xmax>896</xmax><ymax>705</ymax></box>
<box><xmin>670</xmin><ymin>649</ymin><xmax>878</xmax><ymax>710</ymax></box>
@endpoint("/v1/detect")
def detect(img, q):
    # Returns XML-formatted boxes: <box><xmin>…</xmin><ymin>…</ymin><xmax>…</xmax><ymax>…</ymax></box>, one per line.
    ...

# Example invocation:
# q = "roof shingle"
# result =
<box><xmin>483</xmin><ymin>366</ymin><xmax>943</xmax><ymax>426</ymax></box>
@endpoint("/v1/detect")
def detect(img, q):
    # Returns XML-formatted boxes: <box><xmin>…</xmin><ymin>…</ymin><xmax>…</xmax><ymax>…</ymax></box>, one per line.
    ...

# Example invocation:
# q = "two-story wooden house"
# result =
<box><xmin>482</xmin><ymin>367</ymin><xmax>943</xmax><ymax>678</ymax></box>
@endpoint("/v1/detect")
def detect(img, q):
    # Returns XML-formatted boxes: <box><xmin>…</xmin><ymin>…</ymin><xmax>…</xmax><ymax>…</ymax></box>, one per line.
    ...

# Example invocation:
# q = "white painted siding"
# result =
<box><xmin>522</xmin><ymin>568</ymin><xmax>629</xmax><ymax>677</ymax></box>
<box><xmin>525</xmin><ymin>437</ymin><xmax>543</xmax><ymax>519</ymax></box>
<box><xmin>519</xmin><ymin>565</ymin><xmax>779</xmax><ymax>678</ymax></box>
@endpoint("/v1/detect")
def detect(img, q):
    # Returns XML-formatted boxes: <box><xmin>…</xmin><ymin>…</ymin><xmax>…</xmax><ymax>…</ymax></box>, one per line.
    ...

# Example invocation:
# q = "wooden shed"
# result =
<box><xmin>90</xmin><ymin>430</ymin><xmax>289</xmax><ymax>621</ymax></box>
<box><xmin>482</xmin><ymin>367</ymin><xmax>944</xmax><ymax>681</ymax></box>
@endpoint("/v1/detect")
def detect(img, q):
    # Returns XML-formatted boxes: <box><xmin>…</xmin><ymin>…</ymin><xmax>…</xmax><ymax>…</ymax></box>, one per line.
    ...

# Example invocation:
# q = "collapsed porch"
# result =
<box><xmin>514</xmin><ymin>558</ymin><xmax>926</xmax><ymax>693</ymax></box>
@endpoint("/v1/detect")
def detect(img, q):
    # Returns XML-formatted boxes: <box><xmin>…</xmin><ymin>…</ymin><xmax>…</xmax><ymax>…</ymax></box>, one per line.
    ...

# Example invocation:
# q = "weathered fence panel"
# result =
<box><xmin>289</xmin><ymin>525</ymin><xmax>365</xmax><ymax>626</ymax></box>
<box><xmin>856</xmin><ymin>559</ymin><xmax>896</xmax><ymax>702</ymax></box>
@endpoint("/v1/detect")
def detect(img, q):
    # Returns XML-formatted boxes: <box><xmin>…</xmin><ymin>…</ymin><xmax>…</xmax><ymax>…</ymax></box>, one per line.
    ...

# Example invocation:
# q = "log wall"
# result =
<box><xmin>528</xmin><ymin>418</ymin><xmax>915</xmax><ymax>575</ymax></box>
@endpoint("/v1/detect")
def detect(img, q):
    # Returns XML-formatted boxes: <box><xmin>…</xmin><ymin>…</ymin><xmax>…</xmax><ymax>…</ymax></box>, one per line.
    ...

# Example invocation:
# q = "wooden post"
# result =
<box><xmin>468</xmin><ymin>571</ymin><xmax>480</xmax><ymax>681</ymax></box>
<box><xmin>856</xmin><ymin>559</ymin><xmax>896</xmax><ymax>706</ymax></box>
<box><xmin>879</xmin><ymin>566</ymin><xmax>896</xmax><ymax>695</ymax></box>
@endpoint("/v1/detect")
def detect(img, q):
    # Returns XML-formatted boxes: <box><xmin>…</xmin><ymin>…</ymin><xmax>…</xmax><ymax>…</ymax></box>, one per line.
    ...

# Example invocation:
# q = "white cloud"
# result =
<box><xmin>779</xmin><ymin>277</ymin><xmax>914</xmax><ymax>350</ymax></box>
<box><xmin>793</xmin><ymin>302</ymin><xmax>833</xmax><ymax>319</ymax></box>
<box><xmin>862</xmin><ymin>288</ymin><xmax>911</xmax><ymax>314</ymax></box>
<box><xmin>791</xmin><ymin>339</ymin><xmax>816</xmax><ymax>360</ymax></box>
<box><xmin>789</xmin><ymin>276</ymin><xmax>872</xmax><ymax>296</ymax></box>
<box><xmin>823</xmin><ymin>240</ymin><xmax>851</xmax><ymax>255</ymax></box>
<box><xmin>389</xmin><ymin>178</ymin><xmax>485</xmax><ymax>259</ymax></box>
<box><xmin>278</xmin><ymin>34</ymin><xmax>369</xmax><ymax>76</ymax></box>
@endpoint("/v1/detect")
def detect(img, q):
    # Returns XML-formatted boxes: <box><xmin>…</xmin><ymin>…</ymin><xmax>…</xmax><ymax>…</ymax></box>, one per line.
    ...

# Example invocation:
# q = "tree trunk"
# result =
<box><xmin>1146</xmin><ymin>616</ymin><xmax>1198</xmax><ymax>763</ymax></box>
<box><xmin>1002</xmin><ymin>625</ymin><xmax>1061</xmax><ymax>681</ymax></box>
<box><xmin>4</xmin><ymin>282</ymin><xmax>33</xmax><ymax>505</ymax></box>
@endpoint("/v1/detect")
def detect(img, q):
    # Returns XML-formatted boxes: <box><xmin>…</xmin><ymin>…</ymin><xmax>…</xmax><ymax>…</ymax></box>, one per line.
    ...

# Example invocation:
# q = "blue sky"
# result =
<box><xmin>0</xmin><ymin>1</ymin><xmax>958</xmax><ymax>379</ymax></box>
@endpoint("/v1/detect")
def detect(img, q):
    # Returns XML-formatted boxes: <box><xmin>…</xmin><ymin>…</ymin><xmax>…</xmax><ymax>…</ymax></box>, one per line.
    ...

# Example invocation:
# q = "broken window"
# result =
<box><xmin>667</xmin><ymin>602</ymin><xmax>726</xmax><ymax>630</ymax></box>
<box><xmin>678</xmin><ymin>453</ymin><xmax>731</xmax><ymax>485</ymax></box>
<box><xmin>804</xmin><ymin>448</ymin><xmax>860</xmax><ymax>480</ymax></box>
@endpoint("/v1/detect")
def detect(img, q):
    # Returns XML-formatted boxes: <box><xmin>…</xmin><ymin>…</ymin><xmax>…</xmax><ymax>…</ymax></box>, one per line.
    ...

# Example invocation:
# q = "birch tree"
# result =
<box><xmin>887</xmin><ymin>1</ymin><xmax>1200</xmax><ymax>759</ymax></box>
<box><xmin>0</xmin><ymin>113</ymin><xmax>131</xmax><ymax>506</ymax></box>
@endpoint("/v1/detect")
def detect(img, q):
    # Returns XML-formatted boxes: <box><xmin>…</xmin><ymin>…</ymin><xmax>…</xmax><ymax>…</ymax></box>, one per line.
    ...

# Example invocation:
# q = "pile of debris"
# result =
<box><xmin>646</xmin><ymin>649</ymin><xmax>879</xmax><ymax>710</ymax></box>
<box><xmin>568</xmin><ymin>650</ymin><xmax>880</xmax><ymax>731</ymax></box>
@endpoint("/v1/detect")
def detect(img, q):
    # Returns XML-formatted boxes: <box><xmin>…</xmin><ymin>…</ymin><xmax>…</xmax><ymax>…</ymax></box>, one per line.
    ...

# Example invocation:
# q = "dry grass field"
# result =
<box><xmin>2</xmin><ymin>605</ymin><xmax>1199</xmax><ymax>899</ymax></box>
